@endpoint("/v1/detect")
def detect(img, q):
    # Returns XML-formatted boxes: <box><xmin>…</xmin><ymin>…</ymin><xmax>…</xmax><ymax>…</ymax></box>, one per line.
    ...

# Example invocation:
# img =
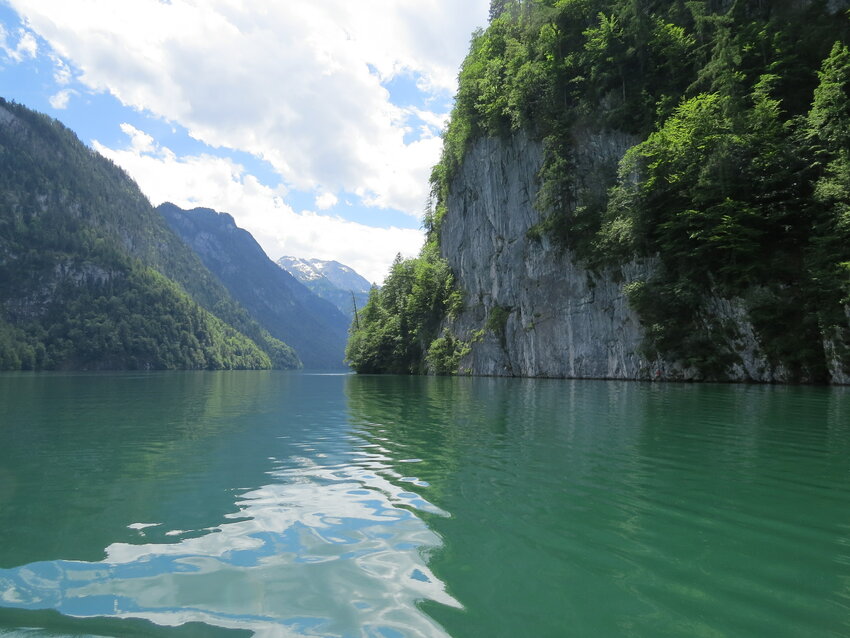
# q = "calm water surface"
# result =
<box><xmin>0</xmin><ymin>372</ymin><xmax>848</xmax><ymax>637</ymax></box>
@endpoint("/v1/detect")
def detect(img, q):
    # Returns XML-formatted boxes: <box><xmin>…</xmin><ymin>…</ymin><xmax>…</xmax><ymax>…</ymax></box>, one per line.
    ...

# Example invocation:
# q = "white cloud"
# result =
<box><xmin>8</xmin><ymin>0</ymin><xmax>489</xmax><ymax>217</ymax></box>
<box><xmin>48</xmin><ymin>88</ymin><xmax>76</xmax><ymax>109</ymax></box>
<box><xmin>94</xmin><ymin>126</ymin><xmax>424</xmax><ymax>284</ymax></box>
<box><xmin>314</xmin><ymin>192</ymin><xmax>338</xmax><ymax>210</ymax></box>
<box><xmin>406</xmin><ymin>107</ymin><xmax>451</xmax><ymax>133</ymax></box>
<box><xmin>17</xmin><ymin>30</ymin><xmax>36</xmax><ymax>59</ymax></box>
<box><xmin>0</xmin><ymin>25</ymin><xmax>37</xmax><ymax>62</ymax></box>
<box><xmin>119</xmin><ymin>122</ymin><xmax>155</xmax><ymax>153</ymax></box>
<box><xmin>50</xmin><ymin>52</ymin><xmax>71</xmax><ymax>84</ymax></box>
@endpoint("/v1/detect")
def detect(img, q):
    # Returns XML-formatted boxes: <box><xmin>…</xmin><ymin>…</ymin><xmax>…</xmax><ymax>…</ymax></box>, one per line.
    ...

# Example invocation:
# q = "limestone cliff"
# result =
<box><xmin>440</xmin><ymin>131</ymin><xmax>848</xmax><ymax>383</ymax></box>
<box><xmin>344</xmin><ymin>0</ymin><xmax>850</xmax><ymax>384</ymax></box>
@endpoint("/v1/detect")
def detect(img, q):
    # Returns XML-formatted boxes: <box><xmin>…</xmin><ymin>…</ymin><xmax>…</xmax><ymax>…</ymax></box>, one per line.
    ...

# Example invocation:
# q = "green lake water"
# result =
<box><xmin>0</xmin><ymin>371</ymin><xmax>848</xmax><ymax>637</ymax></box>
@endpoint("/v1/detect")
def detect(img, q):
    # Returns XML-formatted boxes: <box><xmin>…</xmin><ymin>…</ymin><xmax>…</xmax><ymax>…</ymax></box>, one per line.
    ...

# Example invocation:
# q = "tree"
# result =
<box><xmin>489</xmin><ymin>0</ymin><xmax>508</xmax><ymax>22</ymax></box>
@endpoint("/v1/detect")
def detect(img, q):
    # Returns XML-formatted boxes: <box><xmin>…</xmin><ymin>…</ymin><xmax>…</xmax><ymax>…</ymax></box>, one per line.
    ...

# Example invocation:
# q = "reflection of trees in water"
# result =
<box><xmin>344</xmin><ymin>375</ymin><xmax>652</xmax><ymax>503</ymax></box>
<box><xmin>344</xmin><ymin>376</ymin><xmax>850</xmax><ymax>637</ymax></box>
<box><xmin>0</xmin><ymin>371</ymin><xmax>286</xmax><ymax>567</ymax></box>
<box><xmin>344</xmin><ymin>375</ymin><xmax>657</xmax><ymax>636</ymax></box>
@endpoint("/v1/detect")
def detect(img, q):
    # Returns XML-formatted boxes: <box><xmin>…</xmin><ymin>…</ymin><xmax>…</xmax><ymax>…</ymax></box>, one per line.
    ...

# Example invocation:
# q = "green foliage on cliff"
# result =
<box><xmin>0</xmin><ymin>98</ymin><xmax>299</xmax><ymax>370</ymax></box>
<box><xmin>600</xmin><ymin>58</ymin><xmax>850</xmax><ymax>380</ymax></box>
<box><xmin>344</xmin><ymin>242</ymin><xmax>463</xmax><ymax>374</ymax></box>
<box><xmin>423</xmin><ymin>0</ymin><xmax>850</xmax><ymax>381</ymax></box>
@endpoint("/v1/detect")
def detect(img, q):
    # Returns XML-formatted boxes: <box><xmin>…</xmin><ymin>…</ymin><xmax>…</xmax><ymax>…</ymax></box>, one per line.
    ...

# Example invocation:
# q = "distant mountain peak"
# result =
<box><xmin>278</xmin><ymin>256</ymin><xmax>327</xmax><ymax>282</ymax></box>
<box><xmin>277</xmin><ymin>256</ymin><xmax>372</xmax><ymax>319</ymax></box>
<box><xmin>277</xmin><ymin>256</ymin><xmax>372</xmax><ymax>292</ymax></box>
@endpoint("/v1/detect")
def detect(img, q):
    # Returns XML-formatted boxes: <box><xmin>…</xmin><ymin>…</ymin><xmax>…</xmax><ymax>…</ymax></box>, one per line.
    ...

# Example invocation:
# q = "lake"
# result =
<box><xmin>0</xmin><ymin>371</ymin><xmax>848</xmax><ymax>637</ymax></box>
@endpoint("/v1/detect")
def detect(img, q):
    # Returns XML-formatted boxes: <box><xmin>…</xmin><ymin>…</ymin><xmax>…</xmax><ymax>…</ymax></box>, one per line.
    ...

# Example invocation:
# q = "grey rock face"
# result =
<box><xmin>440</xmin><ymin>132</ymin><xmax>846</xmax><ymax>383</ymax></box>
<box><xmin>824</xmin><ymin>307</ymin><xmax>850</xmax><ymax>385</ymax></box>
<box><xmin>440</xmin><ymin>131</ymin><xmax>654</xmax><ymax>379</ymax></box>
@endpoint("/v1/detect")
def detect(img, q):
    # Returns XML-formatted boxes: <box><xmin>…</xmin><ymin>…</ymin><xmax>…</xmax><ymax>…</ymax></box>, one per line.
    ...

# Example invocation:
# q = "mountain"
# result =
<box><xmin>346</xmin><ymin>0</ymin><xmax>850</xmax><ymax>384</ymax></box>
<box><xmin>276</xmin><ymin>256</ymin><xmax>372</xmax><ymax>319</ymax></box>
<box><xmin>0</xmin><ymin>98</ymin><xmax>299</xmax><ymax>370</ymax></box>
<box><xmin>160</xmin><ymin>205</ymin><xmax>351</xmax><ymax>369</ymax></box>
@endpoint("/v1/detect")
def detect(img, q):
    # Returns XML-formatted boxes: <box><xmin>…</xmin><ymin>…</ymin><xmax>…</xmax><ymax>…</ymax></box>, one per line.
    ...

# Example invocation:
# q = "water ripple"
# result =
<box><xmin>0</xmin><ymin>444</ymin><xmax>458</xmax><ymax>637</ymax></box>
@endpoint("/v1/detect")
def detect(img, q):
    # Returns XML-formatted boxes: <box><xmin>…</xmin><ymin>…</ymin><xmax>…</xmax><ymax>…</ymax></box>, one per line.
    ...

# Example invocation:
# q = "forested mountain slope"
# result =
<box><xmin>347</xmin><ymin>0</ymin><xmax>850</xmax><ymax>383</ymax></box>
<box><xmin>160</xmin><ymin>204</ymin><xmax>351</xmax><ymax>369</ymax></box>
<box><xmin>0</xmin><ymin>98</ymin><xmax>299</xmax><ymax>370</ymax></box>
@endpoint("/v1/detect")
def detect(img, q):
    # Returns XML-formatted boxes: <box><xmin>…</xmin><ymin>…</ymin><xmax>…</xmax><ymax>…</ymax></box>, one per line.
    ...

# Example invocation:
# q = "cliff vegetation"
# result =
<box><xmin>344</xmin><ymin>243</ymin><xmax>463</xmax><ymax>374</ymax></box>
<box><xmin>347</xmin><ymin>0</ymin><xmax>850</xmax><ymax>381</ymax></box>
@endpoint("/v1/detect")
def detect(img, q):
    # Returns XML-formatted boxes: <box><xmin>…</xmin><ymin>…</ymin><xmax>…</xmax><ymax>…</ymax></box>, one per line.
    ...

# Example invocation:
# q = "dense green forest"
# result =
<box><xmin>347</xmin><ymin>0</ymin><xmax>850</xmax><ymax>381</ymax></box>
<box><xmin>345</xmin><ymin>243</ymin><xmax>463</xmax><ymax>374</ymax></box>
<box><xmin>0</xmin><ymin>98</ymin><xmax>299</xmax><ymax>370</ymax></box>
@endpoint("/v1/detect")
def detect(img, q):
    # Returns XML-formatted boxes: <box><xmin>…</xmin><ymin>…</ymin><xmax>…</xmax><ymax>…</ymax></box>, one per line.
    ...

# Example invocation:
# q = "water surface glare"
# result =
<box><xmin>0</xmin><ymin>372</ymin><xmax>848</xmax><ymax>637</ymax></box>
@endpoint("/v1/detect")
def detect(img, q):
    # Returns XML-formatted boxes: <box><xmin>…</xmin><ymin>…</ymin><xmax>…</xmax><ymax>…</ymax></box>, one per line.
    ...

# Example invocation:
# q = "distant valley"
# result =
<box><xmin>160</xmin><ymin>204</ymin><xmax>353</xmax><ymax>369</ymax></box>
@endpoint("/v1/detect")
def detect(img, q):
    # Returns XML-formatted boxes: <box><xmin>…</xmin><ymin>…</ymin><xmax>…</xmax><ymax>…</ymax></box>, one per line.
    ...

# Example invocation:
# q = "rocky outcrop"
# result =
<box><xmin>824</xmin><ymin>309</ymin><xmax>850</xmax><ymax>385</ymax></box>
<box><xmin>439</xmin><ymin>131</ymin><xmax>848</xmax><ymax>383</ymax></box>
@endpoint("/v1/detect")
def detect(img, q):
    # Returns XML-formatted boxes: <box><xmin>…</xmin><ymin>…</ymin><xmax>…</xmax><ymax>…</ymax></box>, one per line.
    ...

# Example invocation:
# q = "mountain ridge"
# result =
<box><xmin>161</xmin><ymin>204</ymin><xmax>351</xmax><ymax>369</ymax></box>
<box><xmin>277</xmin><ymin>256</ymin><xmax>371</xmax><ymax>320</ymax></box>
<box><xmin>0</xmin><ymin>98</ymin><xmax>298</xmax><ymax>370</ymax></box>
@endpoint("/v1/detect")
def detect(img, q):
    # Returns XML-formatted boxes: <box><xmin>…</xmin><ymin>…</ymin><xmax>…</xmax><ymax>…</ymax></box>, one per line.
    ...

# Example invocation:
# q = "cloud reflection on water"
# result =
<box><xmin>0</xmin><ymin>447</ymin><xmax>458</xmax><ymax>637</ymax></box>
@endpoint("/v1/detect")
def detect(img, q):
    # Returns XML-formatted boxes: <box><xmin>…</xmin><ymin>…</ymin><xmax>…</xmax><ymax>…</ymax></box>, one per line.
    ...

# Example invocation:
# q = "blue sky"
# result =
<box><xmin>0</xmin><ymin>0</ymin><xmax>488</xmax><ymax>283</ymax></box>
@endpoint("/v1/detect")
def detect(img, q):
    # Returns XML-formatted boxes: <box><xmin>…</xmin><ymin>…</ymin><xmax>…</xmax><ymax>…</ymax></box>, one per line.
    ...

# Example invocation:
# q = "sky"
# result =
<box><xmin>0</xmin><ymin>0</ymin><xmax>489</xmax><ymax>284</ymax></box>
